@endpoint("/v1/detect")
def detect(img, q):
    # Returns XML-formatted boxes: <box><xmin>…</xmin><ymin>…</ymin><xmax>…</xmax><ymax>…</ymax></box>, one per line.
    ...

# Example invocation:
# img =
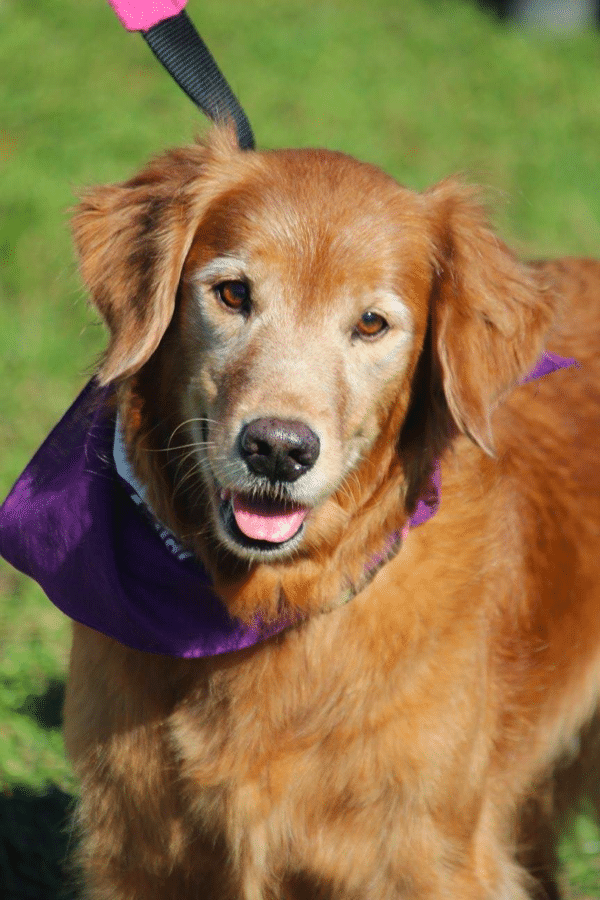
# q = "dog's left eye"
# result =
<box><xmin>355</xmin><ymin>311</ymin><xmax>389</xmax><ymax>339</ymax></box>
<box><xmin>214</xmin><ymin>280</ymin><xmax>251</xmax><ymax>314</ymax></box>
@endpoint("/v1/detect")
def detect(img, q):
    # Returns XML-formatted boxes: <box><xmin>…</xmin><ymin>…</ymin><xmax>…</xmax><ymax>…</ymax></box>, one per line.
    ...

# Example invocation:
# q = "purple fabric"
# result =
<box><xmin>0</xmin><ymin>381</ymin><xmax>285</xmax><ymax>657</ymax></box>
<box><xmin>519</xmin><ymin>350</ymin><xmax>579</xmax><ymax>384</ymax></box>
<box><xmin>408</xmin><ymin>467</ymin><xmax>441</xmax><ymax>528</ymax></box>
<box><xmin>0</xmin><ymin>351</ymin><xmax>578</xmax><ymax>657</ymax></box>
<box><xmin>108</xmin><ymin>0</ymin><xmax>188</xmax><ymax>32</ymax></box>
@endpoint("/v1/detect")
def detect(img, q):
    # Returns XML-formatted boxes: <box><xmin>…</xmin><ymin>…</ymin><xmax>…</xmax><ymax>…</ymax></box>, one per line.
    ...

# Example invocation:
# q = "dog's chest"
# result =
<box><xmin>167</xmin><ymin>607</ymin><xmax>491</xmax><ymax>888</ymax></box>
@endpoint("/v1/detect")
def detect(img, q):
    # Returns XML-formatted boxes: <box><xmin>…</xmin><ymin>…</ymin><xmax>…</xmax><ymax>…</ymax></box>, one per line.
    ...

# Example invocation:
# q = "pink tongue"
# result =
<box><xmin>231</xmin><ymin>493</ymin><xmax>308</xmax><ymax>543</ymax></box>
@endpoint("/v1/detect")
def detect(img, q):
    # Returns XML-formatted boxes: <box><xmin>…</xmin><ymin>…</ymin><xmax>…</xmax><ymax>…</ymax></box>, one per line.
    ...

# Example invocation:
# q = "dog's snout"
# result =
<box><xmin>239</xmin><ymin>418</ymin><xmax>320</xmax><ymax>482</ymax></box>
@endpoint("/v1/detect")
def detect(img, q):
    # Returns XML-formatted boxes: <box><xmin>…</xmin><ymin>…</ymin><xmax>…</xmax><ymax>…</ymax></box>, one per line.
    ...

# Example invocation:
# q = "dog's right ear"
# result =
<box><xmin>72</xmin><ymin>130</ymin><xmax>240</xmax><ymax>384</ymax></box>
<box><xmin>427</xmin><ymin>179</ymin><xmax>556</xmax><ymax>455</ymax></box>
<box><xmin>398</xmin><ymin>179</ymin><xmax>556</xmax><ymax>515</ymax></box>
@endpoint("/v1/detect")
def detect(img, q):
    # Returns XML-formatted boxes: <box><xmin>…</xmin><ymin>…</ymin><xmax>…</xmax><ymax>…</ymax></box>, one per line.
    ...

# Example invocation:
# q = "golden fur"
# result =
<box><xmin>64</xmin><ymin>127</ymin><xmax>600</xmax><ymax>899</ymax></box>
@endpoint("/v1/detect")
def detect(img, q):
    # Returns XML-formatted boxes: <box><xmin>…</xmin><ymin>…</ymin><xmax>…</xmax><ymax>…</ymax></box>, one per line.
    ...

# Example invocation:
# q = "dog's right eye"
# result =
<box><xmin>214</xmin><ymin>280</ymin><xmax>251</xmax><ymax>314</ymax></box>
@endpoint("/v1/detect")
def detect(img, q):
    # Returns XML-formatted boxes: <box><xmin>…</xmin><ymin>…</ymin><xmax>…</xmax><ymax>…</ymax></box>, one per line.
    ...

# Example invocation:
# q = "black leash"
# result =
<box><xmin>141</xmin><ymin>9</ymin><xmax>255</xmax><ymax>151</ymax></box>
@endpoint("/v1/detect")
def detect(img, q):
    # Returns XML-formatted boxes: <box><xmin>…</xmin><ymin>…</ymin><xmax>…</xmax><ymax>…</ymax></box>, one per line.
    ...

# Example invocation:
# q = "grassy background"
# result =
<box><xmin>0</xmin><ymin>0</ymin><xmax>599</xmax><ymax>894</ymax></box>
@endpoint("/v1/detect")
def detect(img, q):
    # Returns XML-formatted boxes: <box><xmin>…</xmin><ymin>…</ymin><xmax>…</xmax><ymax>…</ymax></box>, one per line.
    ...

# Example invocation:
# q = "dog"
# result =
<box><xmin>60</xmin><ymin>126</ymin><xmax>600</xmax><ymax>899</ymax></box>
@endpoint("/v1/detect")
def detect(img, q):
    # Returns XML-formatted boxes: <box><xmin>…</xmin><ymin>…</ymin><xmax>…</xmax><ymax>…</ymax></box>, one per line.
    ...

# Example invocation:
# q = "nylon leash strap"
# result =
<box><xmin>141</xmin><ymin>9</ymin><xmax>255</xmax><ymax>150</ymax></box>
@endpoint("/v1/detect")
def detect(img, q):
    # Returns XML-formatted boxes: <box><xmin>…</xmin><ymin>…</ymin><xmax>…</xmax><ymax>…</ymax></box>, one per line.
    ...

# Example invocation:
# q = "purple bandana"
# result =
<box><xmin>0</xmin><ymin>351</ymin><xmax>577</xmax><ymax>657</ymax></box>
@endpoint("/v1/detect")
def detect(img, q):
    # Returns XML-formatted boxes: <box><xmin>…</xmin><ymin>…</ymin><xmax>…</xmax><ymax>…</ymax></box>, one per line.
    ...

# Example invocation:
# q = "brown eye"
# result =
<box><xmin>215</xmin><ymin>280</ymin><xmax>251</xmax><ymax>314</ymax></box>
<box><xmin>355</xmin><ymin>311</ymin><xmax>388</xmax><ymax>339</ymax></box>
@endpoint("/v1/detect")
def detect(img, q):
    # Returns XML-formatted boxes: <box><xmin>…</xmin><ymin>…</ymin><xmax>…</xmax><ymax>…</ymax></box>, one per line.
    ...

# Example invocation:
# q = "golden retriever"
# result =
<box><xmin>63</xmin><ymin>126</ymin><xmax>600</xmax><ymax>899</ymax></box>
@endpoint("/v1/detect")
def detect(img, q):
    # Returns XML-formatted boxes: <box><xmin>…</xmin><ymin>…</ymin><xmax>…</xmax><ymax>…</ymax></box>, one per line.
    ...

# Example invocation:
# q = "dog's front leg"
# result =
<box><xmin>63</xmin><ymin>623</ymin><xmax>237</xmax><ymax>899</ymax></box>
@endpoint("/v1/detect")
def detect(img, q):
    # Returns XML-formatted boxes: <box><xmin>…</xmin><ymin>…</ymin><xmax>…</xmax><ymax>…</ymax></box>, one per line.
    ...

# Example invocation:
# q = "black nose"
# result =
<box><xmin>239</xmin><ymin>418</ymin><xmax>320</xmax><ymax>483</ymax></box>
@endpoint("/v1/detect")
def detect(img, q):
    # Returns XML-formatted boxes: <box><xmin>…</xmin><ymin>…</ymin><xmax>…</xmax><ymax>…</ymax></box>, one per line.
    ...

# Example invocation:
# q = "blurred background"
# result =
<box><xmin>0</xmin><ymin>0</ymin><xmax>599</xmax><ymax>895</ymax></box>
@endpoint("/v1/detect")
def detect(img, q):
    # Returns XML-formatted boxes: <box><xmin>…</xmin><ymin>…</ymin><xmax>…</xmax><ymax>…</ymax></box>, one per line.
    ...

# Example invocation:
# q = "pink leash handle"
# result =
<box><xmin>108</xmin><ymin>0</ymin><xmax>188</xmax><ymax>32</ymax></box>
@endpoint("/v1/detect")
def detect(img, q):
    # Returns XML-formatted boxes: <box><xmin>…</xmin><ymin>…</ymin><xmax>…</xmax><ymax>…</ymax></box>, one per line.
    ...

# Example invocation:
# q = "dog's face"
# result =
<box><xmin>72</xmin><ymin>128</ymin><xmax>554</xmax><ymax>579</ymax></box>
<box><xmin>177</xmin><ymin>152</ymin><xmax>434</xmax><ymax>561</ymax></box>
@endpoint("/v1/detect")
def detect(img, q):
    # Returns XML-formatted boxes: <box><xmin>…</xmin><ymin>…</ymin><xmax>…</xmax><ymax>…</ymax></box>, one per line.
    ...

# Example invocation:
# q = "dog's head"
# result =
<box><xmin>73</xmin><ymin>128</ymin><xmax>554</xmax><ymax>615</ymax></box>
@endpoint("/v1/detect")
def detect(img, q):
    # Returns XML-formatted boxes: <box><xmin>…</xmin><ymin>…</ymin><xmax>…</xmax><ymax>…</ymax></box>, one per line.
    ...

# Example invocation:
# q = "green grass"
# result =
<box><xmin>1</xmin><ymin>0</ymin><xmax>599</xmax><ymax>893</ymax></box>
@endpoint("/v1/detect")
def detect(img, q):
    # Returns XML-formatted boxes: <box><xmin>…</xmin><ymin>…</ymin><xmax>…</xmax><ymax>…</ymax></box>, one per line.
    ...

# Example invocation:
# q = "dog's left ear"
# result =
<box><xmin>428</xmin><ymin>180</ymin><xmax>556</xmax><ymax>455</ymax></box>
<box><xmin>71</xmin><ymin>129</ymin><xmax>241</xmax><ymax>385</ymax></box>
<box><xmin>72</xmin><ymin>146</ymin><xmax>208</xmax><ymax>385</ymax></box>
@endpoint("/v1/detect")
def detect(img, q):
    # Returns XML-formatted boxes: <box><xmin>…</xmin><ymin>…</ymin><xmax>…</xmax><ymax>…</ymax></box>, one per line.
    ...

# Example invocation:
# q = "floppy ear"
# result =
<box><xmin>428</xmin><ymin>179</ymin><xmax>556</xmax><ymax>455</ymax></box>
<box><xmin>71</xmin><ymin>131</ymin><xmax>241</xmax><ymax>384</ymax></box>
<box><xmin>398</xmin><ymin>180</ymin><xmax>556</xmax><ymax>514</ymax></box>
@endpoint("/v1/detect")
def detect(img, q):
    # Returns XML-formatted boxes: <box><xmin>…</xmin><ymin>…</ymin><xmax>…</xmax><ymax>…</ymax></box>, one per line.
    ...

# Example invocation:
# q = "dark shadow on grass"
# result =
<box><xmin>1</xmin><ymin>680</ymin><xmax>80</xmax><ymax>899</ymax></box>
<box><xmin>17</xmin><ymin>678</ymin><xmax>65</xmax><ymax>730</ymax></box>
<box><xmin>0</xmin><ymin>784</ymin><xmax>79</xmax><ymax>900</ymax></box>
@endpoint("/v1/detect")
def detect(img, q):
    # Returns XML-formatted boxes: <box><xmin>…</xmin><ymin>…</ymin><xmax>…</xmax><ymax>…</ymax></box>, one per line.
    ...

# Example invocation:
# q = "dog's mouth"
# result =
<box><xmin>218</xmin><ymin>488</ymin><xmax>309</xmax><ymax>554</ymax></box>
